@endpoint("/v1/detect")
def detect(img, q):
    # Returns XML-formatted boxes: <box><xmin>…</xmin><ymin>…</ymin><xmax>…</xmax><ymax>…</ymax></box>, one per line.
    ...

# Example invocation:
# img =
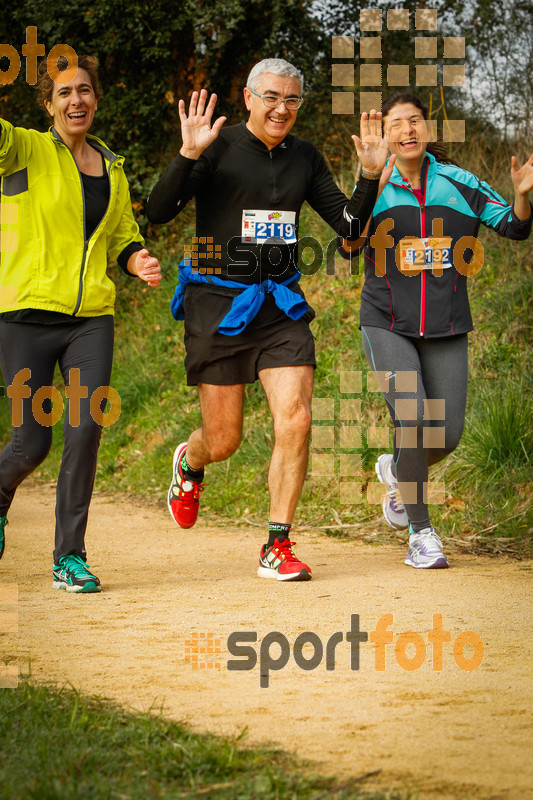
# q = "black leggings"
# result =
<box><xmin>361</xmin><ymin>326</ymin><xmax>468</xmax><ymax>529</ymax></box>
<box><xmin>0</xmin><ymin>316</ymin><xmax>114</xmax><ymax>562</ymax></box>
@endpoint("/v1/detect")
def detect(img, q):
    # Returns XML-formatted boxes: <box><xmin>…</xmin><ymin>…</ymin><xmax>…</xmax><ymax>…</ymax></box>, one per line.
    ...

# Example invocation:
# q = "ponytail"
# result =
<box><xmin>427</xmin><ymin>141</ymin><xmax>458</xmax><ymax>166</ymax></box>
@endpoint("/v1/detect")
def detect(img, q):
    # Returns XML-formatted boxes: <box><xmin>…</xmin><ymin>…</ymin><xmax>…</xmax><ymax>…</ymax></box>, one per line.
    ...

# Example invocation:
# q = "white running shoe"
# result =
<box><xmin>375</xmin><ymin>454</ymin><xmax>409</xmax><ymax>530</ymax></box>
<box><xmin>405</xmin><ymin>526</ymin><xmax>449</xmax><ymax>569</ymax></box>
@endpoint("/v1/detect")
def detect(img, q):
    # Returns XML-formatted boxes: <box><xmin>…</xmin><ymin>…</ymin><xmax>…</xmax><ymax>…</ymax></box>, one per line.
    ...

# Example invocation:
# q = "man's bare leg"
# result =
<box><xmin>169</xmin><ymin>383</ymin><xmax>246</xmax><ymax>529</ymax></box>
<box><xmin>186</xmin><ymin>383</ymin><xmax>246</xmax><ymax>469</ymax></box>
<box><xmin>258</xmin><ymin>365</ymin><xmax>314</xmax><ymax>524</ymax></box>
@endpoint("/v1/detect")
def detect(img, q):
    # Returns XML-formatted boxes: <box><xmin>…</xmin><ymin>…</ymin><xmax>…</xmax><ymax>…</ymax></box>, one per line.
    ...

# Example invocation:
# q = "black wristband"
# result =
<box><xmin>117</xmin><ymin>241</ymin><xmax>144</xmax><ymax>275</ymax></box>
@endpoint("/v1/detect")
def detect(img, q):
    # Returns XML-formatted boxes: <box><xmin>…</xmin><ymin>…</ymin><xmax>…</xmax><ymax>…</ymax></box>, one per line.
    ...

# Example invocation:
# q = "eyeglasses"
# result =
<box><xmin>247</xmin><ymin>87</ymin><xmax>304</xmax><ymax>110</ymax></box>
<box><xmin>388</xmin><ymin>116</ymin><xmax>426</xmax><ymax>131</ymax></box>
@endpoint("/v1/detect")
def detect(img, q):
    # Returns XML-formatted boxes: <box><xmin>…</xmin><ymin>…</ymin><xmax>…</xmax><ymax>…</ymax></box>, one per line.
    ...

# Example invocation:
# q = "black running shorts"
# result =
<box><xmin>182</xmin><ymin>283</ymin><xmax>316</xmax><ymax>385</ymax></box>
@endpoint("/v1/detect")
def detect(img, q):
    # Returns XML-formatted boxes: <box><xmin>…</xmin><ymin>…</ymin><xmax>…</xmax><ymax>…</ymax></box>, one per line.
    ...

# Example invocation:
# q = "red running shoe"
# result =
<box><xmin>257</xmin><ymin>538</ymin><xmax>312</xmax><ymax>582</ymax></box>
<box><xmin>168</xmin><ymin>443</ymin><xmax>204</xmax><ymax>529</ymax></box>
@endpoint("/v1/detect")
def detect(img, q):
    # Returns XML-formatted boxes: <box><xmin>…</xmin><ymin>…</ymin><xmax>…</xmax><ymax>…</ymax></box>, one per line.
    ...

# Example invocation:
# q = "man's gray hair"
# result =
<box><xmin>246</xmin><ymin>58</ymin><xmax>304</xmax><ymax>94</ymax></box>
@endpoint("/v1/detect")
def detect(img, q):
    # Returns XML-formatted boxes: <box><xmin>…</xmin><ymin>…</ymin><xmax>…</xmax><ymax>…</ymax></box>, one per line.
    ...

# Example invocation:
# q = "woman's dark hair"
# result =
<box><xmin>38</xmin><ymin>54</ymin><xmax>102</xmax><ymax>114</ymax></box>
<box><xmin>382</xmin><ymin>91</ymin><xmax>458</xmax><ymax>166</ymax></box>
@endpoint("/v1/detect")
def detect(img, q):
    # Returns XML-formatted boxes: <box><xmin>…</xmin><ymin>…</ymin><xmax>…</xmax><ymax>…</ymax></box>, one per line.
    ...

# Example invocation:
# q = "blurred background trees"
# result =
<box><xmin>0</xmin><ymin>0</ymin><xmax>327</xmax><ymax>197</ymax></box>
<box><xmin>2</xmin><ymin>0</ymin><xmax>530</xmax><ymax>197</ymax></box>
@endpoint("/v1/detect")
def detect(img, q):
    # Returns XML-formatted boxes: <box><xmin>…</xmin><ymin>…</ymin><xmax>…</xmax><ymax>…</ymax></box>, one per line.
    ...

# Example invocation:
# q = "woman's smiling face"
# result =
<box><xmin>44</xmin><ymin>68</ymin><xmax>98</xmax><ymax>141</ymax></box>
<box><xmin>384</xmin><ymin>102</ymin><xmax>429</xmax><ymax>164</ymax></box>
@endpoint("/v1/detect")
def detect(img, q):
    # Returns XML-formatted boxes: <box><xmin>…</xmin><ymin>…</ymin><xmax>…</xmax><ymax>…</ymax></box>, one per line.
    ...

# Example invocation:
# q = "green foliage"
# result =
<box><xmin>0</xmin><ymin>0</ymin><xmax>327</xmax><ymax>201</ymax></box>
<box><xmin>0</xmin><ymin>681</ymin><xmax>407</xmax><ymax>800</ymax></box>
<box><xmin>441</xmin><ymin>0</ymin><xmax>533</xmax><ymax>139</ymax></box>
<box><xmin>462</xmin><ymin>381</ymin><xmax>532</xmax><ymax>482</ymax></box>
<box><xmin>423</xmin><ymin>228</ymin><xmax>532</xmax><ymax>547</ymax></box>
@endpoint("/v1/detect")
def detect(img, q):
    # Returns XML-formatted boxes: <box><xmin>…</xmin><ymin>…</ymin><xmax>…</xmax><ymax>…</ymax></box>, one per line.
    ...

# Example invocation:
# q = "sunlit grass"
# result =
<box><xmin>0</xmin><ymin>680</ymin><xmax>406</xmax><ymax>800</ymax></box>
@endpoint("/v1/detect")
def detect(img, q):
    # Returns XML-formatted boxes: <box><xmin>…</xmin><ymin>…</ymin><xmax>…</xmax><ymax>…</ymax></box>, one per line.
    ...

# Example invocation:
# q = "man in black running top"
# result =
<box><xmin>147</xmin><ymin>58</ymin><xmax>390</xmax><ymax>582</ymax></box>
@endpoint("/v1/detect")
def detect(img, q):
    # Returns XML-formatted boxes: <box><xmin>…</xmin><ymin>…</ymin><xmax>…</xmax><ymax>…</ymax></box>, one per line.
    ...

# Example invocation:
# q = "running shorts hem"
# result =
<box><xmin>183</xmin><ymin>284</ymin><xmax>316</xmax><ymax>386</ymax></box>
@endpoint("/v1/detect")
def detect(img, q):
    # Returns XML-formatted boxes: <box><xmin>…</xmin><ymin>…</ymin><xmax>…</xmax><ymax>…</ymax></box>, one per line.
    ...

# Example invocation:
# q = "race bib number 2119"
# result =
<box><xmin>242</xmin><ymin>209</ymin><xmax>297</xmax><ymax>244</ymax></box>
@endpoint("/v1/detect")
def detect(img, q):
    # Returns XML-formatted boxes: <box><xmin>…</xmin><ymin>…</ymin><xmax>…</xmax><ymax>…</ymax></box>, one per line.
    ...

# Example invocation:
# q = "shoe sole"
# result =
<box><xmin>404</xmin><ymin>557</ymin><xmax>449</xmax><ymax>569</ymax></box>
<box><xmin>375</xmin><ymin>456</ymin><xmax>409</xmax><ymax>531</ymax></box>
<box><xmin>257</xmin><ymin>566</ymin><xmax>312</xmax><ymax>582</ymax></box>
<box><xmin>168</xmin><ymin>443</ymin><xmax>197</xmax><ymax>529</ymax></box>
<box><xmin>52</xmin><ymin>580</ymin><xmax>102</xmax><ymax>592</ymax></box>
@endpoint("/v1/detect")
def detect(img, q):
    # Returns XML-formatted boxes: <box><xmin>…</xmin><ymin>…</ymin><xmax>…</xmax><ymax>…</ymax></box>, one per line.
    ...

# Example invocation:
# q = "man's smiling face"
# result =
<box><xmin>244</xmin><ymin>73</ymin><xmax>301</xmax><ymax>149</ymax></box>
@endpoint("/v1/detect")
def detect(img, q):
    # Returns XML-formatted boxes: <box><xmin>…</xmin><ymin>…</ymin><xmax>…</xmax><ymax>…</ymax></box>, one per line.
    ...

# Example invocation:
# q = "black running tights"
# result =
<box><xmin>0</xmin><ymin>316</ymin><xmax>114</xmax><ymax>562</ymax></box>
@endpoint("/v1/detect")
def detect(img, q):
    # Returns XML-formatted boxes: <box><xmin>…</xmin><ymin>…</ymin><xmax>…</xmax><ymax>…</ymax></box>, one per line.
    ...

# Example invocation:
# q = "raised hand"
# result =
<box><xmin>352</xmin><ymin>109</ymin><xmax>391</xmax><ymax>176</ymax></box>
<box><xmin>511</xmin><ymin>153</ymin><xmax>533</xmax><ymax>197</ymax></box>
<box><xmin>179</xmin><ymin>89</ymin><xmax>227</xmax><ymax>160</ymax></box>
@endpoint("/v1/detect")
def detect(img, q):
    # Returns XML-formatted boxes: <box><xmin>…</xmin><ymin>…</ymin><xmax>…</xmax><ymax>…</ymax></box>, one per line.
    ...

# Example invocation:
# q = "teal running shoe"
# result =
<box><xmin>0</xmin><ymin>516</ymin><xmax>7</xmax><ymax>560</ymax></box>
<box><xmin>52</xmin><ymin>554</ymin><xmax>101</xmax><ymax>593</ymax></box>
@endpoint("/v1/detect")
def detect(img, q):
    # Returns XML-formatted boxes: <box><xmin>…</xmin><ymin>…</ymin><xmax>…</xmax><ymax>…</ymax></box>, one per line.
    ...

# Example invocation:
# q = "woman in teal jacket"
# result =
<box><xmin>340</xmin><ymin>92</ymin><xmax>532</xmax><ymax>569</ymax></box>
<box><xmin>0</xmin><ymin>55</ymin><xmax>161</xmax><ymax>592</ymax></box>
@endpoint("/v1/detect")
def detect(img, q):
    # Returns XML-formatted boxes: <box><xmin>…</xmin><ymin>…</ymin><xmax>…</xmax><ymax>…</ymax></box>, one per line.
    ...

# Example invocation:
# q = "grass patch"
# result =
<box><xmin>0</xmin><ymin>680</ymin><xmax>406</xmax><ymax>800</ymax></box>
<box><xmin>462</xmin><ymin>381</ymin><xmax>532</xmax><ymax>485</ymax></box>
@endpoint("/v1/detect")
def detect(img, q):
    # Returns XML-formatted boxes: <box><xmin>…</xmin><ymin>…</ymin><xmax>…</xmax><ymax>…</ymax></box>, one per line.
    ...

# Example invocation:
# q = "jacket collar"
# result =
<box><xmin>240</xmin><ymin>120</ymin><xmax>291</xmax><ymax>153</ymax></box>
<box><xmin>388</xmin><ymin>150</ymin><xmax>436</xmax><ymax>187</ymax></box>
<box><xmin>49</xmin><ymin>127</ymin><xmax>120</xmax><ymax>164</ymax></box>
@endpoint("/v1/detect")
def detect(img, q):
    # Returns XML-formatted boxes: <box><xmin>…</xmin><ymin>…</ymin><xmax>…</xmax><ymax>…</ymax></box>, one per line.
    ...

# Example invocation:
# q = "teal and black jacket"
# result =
<box><xmin>341</xmin><ymin>153</ymin><xmax>532</xmax><ymax>338</ymax></box>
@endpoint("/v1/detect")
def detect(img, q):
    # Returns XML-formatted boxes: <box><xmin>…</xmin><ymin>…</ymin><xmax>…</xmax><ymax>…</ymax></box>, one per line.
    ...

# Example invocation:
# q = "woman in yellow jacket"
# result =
<box><xmin>0</xmin><ymin>55</ymin><xmax>161</xmax><ymax>592</ymax></box>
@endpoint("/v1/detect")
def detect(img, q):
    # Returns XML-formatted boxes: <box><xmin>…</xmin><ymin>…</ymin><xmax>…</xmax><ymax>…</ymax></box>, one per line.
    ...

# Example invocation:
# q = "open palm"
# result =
<box><xmin>179</xmin><ymin>89</ymin><xmax>227</xmax><ymax>159</ymax></box>
<box><xmin>352</xmin><ymin>110</ymin><xmax>391</xmax><ymax>175</ymax></box>
<box><xmin>511</xmin><ymin>153</ymin><xmax>533</xmax><ymax>196</ymax></box>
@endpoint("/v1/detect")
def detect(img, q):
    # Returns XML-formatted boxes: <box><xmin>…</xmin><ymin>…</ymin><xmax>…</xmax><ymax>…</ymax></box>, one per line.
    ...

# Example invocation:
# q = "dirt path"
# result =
<box><xmin>1</xmin><ymin>484</ymin><xmax>532</xmax><ymax>799</ymax></box>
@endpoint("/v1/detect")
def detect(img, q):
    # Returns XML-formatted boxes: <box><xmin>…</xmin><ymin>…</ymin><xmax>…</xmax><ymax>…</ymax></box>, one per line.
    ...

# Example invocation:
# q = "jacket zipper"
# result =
<box><xmin>419</xmin><ymin>199</ymin><xmax>426</xmax><ymax>336</ymax></box>
<box><xmin>450</xmin><ymin>274</ymin><xmax>458</xmax><ymax>334</ymax></box>
<box><xmin>269</xmin><ymin>150</ymin><xmax>278</xmax><ymax>204</ymax></box>
<box><xmin>391</xmin><ymin>168</ymin><xmax>428</xmax><ymax>336</ymax></box>
<box><xmin>58</xmin><ymin>138</ymin><xmax>114</xmax><ymax>315</ymax></box>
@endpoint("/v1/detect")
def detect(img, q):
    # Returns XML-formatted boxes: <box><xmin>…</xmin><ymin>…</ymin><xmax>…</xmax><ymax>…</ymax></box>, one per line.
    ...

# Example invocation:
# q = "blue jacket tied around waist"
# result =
<box><xmin>170</xmin><ymin>260</ymin><xmax>308</xmax><ymax>336</ymax></box>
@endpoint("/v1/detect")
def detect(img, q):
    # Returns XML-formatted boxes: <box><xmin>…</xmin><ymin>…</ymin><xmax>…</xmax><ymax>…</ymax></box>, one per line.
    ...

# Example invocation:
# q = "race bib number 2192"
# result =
<box><xmin>399</xmin><ymin>236</ymin><xmax>452</xmax><ymax>275</ymax></box>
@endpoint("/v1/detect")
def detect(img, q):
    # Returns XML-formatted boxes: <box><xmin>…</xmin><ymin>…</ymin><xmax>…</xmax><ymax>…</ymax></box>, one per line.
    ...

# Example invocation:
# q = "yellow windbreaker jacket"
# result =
<box><xmin>0</xmin><ymin>119</ymin><xmax>143</xmax><ymax>316</ymax></box>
